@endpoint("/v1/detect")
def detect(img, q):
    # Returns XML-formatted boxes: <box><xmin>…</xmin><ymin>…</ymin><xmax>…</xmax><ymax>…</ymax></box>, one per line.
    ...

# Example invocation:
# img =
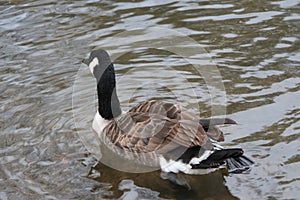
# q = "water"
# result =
<box><xmin>1</xmin><ymin>0</ymin><xmax>299</xmax><ymax>199</ymax></box>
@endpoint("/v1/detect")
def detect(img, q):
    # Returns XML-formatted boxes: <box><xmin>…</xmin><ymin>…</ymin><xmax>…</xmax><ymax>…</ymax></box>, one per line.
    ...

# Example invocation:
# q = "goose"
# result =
<box><xmin>82</xmin><ymin>49</ymin><xmax>254</xmax><ymax>174</ymax></box>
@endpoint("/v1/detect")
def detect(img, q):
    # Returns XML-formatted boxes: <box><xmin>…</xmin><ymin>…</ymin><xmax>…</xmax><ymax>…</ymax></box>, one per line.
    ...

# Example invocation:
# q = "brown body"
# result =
<box><xmin>103</xmin><ymin>100</ymin><xmax>227</xmax><ymax>156</ymax></box>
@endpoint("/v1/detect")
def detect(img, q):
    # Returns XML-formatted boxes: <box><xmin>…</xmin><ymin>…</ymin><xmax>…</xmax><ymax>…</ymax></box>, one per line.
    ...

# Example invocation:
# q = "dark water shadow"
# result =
<box><xmin>89</xmin><ymin>162</ymin><xmax>239</xmax><ymax>200</ymax></box>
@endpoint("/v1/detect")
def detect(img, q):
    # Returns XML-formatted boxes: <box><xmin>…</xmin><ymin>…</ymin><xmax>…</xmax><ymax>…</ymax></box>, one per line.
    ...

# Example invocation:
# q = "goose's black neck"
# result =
<box><xmin>96</xmin><ymin>63</ymin><xmax>122</xmax><ymax>120</ymax></box>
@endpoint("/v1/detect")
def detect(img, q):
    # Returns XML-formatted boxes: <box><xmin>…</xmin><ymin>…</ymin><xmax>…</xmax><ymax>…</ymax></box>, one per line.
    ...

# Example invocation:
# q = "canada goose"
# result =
<box><xmin>82</xmin><ymin>49</ymin><xmax>254</xmax><ymax>174</ymax></box>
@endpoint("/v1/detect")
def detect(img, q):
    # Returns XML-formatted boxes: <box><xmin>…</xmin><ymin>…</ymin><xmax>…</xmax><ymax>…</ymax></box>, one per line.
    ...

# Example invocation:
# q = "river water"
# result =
<box><xmin>0</xmin><ymin>0</ymin><xmax>299</xmax><ymax>199</ymax></box>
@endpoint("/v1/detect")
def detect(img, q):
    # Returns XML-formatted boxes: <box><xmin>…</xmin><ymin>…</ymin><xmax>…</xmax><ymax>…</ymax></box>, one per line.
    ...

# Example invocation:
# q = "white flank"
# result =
<box><xmin>92</xmin><ymin>111</ymin><xmax>110</xmax><ymax>137</ymax></box>
<box><xmin>89</xmin><ymin>57</ymin><xmax>99</xmax><ymax>74</ymax></box>
<box><xmin>189</xmin><ymin>150</ymin><xmax>213</xmax><ymax>165</ymax></box>
<box><xmin>159</xmin><ymin>156</ymin><xmax>191</xmax><ymax>174</ymax></box>
<box><xmin>159</xmin><ymin>156</ymin><xmax>221</xmax><ymax>175</ymax></box>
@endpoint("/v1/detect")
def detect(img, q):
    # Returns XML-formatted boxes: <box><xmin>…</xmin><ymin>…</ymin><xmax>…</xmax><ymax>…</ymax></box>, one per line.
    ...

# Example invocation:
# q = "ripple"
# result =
<box><xmin>271</xmin><ymin>0</ymin><xmax>300</xmax><ymax>8</ymax></box>
<box><xmin>182</xmin><ymin>11</ymin><xmax>283</xmax><ymax>24</ymax></box>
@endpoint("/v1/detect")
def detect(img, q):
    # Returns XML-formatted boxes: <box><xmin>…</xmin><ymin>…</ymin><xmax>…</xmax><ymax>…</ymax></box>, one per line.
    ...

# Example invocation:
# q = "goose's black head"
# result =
<box><xmin>82</xmin><ymin>49</ymin><xmax>121</xmax><ymax>120</ymax></box>
<box><xmin>82</xmin><ymin>49</ymin><xmax>113</xmax><ymax>83</ymax></box>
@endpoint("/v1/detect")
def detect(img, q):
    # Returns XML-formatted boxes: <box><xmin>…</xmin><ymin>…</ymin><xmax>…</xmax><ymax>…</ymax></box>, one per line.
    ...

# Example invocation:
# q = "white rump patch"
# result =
<box><xmin>159</xmin><ymin>156</ymin><xmax>191</xmax><ymax>174</ymax></box>
<box><xmin>189</xmin><ymin>150</ymin><xmax>213</xmax><ymax>165</ymax></box>
<box><xmin>159</xmin><ymin>156</ymin><xmax>220</xmax><ymax>175</ymax></box>
<box><xmin>89</xmin><ymin>57</ymin><xmax>99</xmax><ymax>74</ymax></box>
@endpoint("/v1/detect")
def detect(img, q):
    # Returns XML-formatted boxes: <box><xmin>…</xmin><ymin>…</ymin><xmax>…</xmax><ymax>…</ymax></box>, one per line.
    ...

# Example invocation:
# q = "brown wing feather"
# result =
<box><xmin>102</xmin><ymin>111</ymin><xmax>212</xmax><ymax>155</ymax></box>
<box><xmin>129</xmin><ymin>100</ymin><xmax>183</xmax><ymax>119</ymax></box>
<box><xmin>129</xmin><ymin>100</ymin><xmax>202</xmax><ymax>120</ymax></box>
<box><xmin>128</xmin><ymin>100</ymin><xmax>225</xmax><ymax>142</ymax></box>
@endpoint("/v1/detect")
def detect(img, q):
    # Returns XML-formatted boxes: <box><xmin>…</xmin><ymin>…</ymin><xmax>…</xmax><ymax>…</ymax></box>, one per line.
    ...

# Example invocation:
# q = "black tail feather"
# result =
<box><xmin>191</xmin><ymin>148</ymin><xmax>243</xmax><ymax>169</ymax></box>
<box><xmin>226</xmin><ymin>155</ymin><xmax>254</xmax><ymax>173</ymax></box>
<box><xmin>191</xmin><ymin>149</ymin><xmax>254</xmax><ymax>173</ymax></box>
<box><xmin>206</xmin><ymin>148</ymin><xmax>244</xmax><ymax>160</ymax></box>
<box><xmin>199</xmin><ymin>118</ymin><xmax>237</xmax><ymax>132</ymax></box>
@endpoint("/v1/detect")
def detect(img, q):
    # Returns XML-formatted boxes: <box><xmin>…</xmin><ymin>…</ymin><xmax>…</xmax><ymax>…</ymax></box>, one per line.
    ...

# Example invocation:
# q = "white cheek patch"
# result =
<box><xmin>89</xmin><ymin>57</ymin><xmax>99</xmax><ymax>74</ymax></box>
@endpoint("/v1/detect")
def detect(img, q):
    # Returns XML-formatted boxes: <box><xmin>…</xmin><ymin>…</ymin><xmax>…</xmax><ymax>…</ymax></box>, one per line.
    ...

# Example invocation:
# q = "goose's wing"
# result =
<box><xmin>128</xmin><ymin>100</ymin><xmax>229</xmax><ymax>142</ymax></box>
<box><xmin>102</xmin><ymin>111</ymin><xmax>212</xmax><ymax>155</ymax></box>
<box><xmin>129</xmin><ymin>100</ymin><xmax>201</xmax><ymax>121</ymax></box>
<box><xmin>128</xmin><ymin>100</ymin><xmax>184</xmax><ymax>120</ymax></box>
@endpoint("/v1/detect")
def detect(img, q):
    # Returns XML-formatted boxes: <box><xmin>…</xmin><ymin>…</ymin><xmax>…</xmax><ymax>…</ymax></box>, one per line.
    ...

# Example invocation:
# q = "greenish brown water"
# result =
<box><xmin>1</xmin><ymin>0</ymin><xmax>299</xmax><ymax>199</ymax></box>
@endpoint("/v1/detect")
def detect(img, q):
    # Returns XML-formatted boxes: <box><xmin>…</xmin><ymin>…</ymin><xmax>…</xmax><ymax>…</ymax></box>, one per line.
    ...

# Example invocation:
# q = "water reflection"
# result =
<box><xmin>92</xmin><ymin>163</ymin><xmax>238</xmax><ymax>200</ymax></box>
